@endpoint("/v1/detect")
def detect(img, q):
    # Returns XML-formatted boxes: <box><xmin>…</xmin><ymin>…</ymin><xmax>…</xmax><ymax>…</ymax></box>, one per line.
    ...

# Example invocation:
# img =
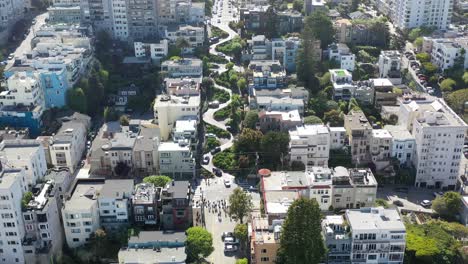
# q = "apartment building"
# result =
<box><xmin>323</xmin><ymin>207</ymin><xmax>406</xmax><ymax>263</ymax></box>
<box><xmin>0</xmin><ymin>139</ymin><xmax>47</xmax><ymax>186</ymax></box>
<box><xmin>160</xmin><ymin>180</ymin><xmax>192</xmax><ymax>230</ymax></box>
<box><xmin>327</xmin><ymin>43</ymin><xmax>356</xmax><ymax>71</ymax></box>
<box><xmin>161</xmin><ymin>58</ymin><xmax>203</xmax><ymax>78</ymax></box>
<box><xmin>43</xmin><ymin>168</ymin><xmax>74</xmax><ymax>210</ymax></box>
<box><xmin>159</xmin><ymin>141</ymin><xmax>195</xmax><ymax>179</ymax></box>
<box><xmin>248</xmin><ymin>60</ymin><xmax>287</xmax><ymax>91</ymax></box>
<box><xmin>118</xmin><ymin>231</ymin><xmax>187</xmax><ymax>264</ymax></box>
<box><xmin>329</xmin><ymin>127</ymin><xmax>346</xmax><ymax>150</ymax></box>
<box><xmin>398</xmin><ymin>97</ymin><xmax>467</xmax><ymax>189</ymax></box>
<box><xmin>239</xmin><ymin>5</ymin><xmax>270</xmax><ymax>32</ymax></box>
<box><xmin>249</xmin><ymin>213</ymin><xmax>282</xmax><ymax>264</ymax></box>
<box><xmin>0</xmin><ymin>0</ymin><xmax>28</xmax><ymax>45</ymax></box>
<box><xmin>0</xmin><ymin>72</ymin><xmax>45</xmax><ymax>109</ymax></box>
<box><xmin>330</xmin><ymin>69</ymin><xmax>355</xmax><ymax>101</ymax></box>
<box><xmin>370</xmin><ymin>129</ymin><xmax>393</xmax><ymax>172</ymax></box>
<box><xmin>164</xmin><ymin>25</ymin><xmax>205</xmax><ymax>54</ymax></box>
<box><xmin>384</xmin><ymin>125</ymin><xmax>415</xmax><ymax>166</ymax></box>
<box><xmin>257</xmin><ymin>110</ymin><xmax>302</xmax><ymax>133</ymax></box>
<box><xmin>110</xmin><ymin>0</ymin><xmax>128</xmax><ymax>40</ymax></box>
<box><xmin>276</xmin><ymin>9</ymin><xmax>303</xmax><ymax>35</ymax></box>
<box><xmin>62</xmin><ymin>180</ymin><xmax>104</xmax><ymax>248</ymax></box>
<box><xmin>98</xmin><ymin>179</ymin><xmax>134</xmax><ymax>230</ymax></box>
<box><xmin>158</xmin><ymin>0</ymin><xmax>192</xmax><ymax>24</ymax></box>
<box><xmin>0</xmin><ymin>168</ymin><xmax>27</xmax><ymax>264</ymax></box>
<box><xmin>48</xmin><ymin>5</ymin><xmax>82</xmax><ymax>24</ymax></box>
<box><xmin>173</xmin><ymin>119</ymin><xmax>198</xmax><ymax>148</ymax></box>
<box><xmin>249</xmin><ymin>86</ymin><xmax>309</xmax><ymax>111</ymax></box>
<box><xmin>391</xmin><ymin>0</ymin><xmax>452</xmax><ymax>30</ymax></box>
<box><xmin>255</xmin><ymin>96</ymin><xmax>305</xmax><ymax>115</ymax></box>
<box><xmin>344</xmin><ymin>110</ymin><xmax>372</xmax><ymax>165</ymax></box>
<box><xmin>289</xmin><ymin>125</ymin><xmax>331</xmax><ymax>167</ymax></box>
<box><xmin>424</xmin><ymin>37</ymin><xmax>468</xmax><ymax>70</ymax></box>
<box><xmin>133</xmin><ymin>124</ymin><xmax>160</xmax><ymax>176</ymax></box>
<box><xmin>22</xmin><ymin>180</ymin><xmax>64</xmax><ymax>264</ymax></box>
<box><xmin>372</xmin><ymin>78</ymin><xmax>398</xmax><ymax>107</ymax></box>
<box><xmin>49</xmin><ymin>120</ymin><xmax>88</xmax><ymax>172</ymax></box>
<box><xmin>378</xmin><ymin>50</ymin><xmax>402</xmax><ymax>81</ymax></box>
<box><xmin>153</xmin><ymin>94</ymin><xmax>200</xmax><ymax>141</ymax></box>
<box><xmin>126</xmin><ymin>0</ymin><xmax>159</xmax><ymax>41</ymax></box>
<box><xmin>132</xmin><ymin>183</ymin><xmax>161</xmax><ymax>226</ymax></box>
<box><xmin>164</xmin><ymin>77</ymin><xmax>201</xmax><ymax>97</ymax></box>
<box><xmin>271</xmin><ymin>37</ymin><xmax>300</xmax><ymax>72</ymax></box>
<box><xmin>134</xmin><ymin>40</ymin><xmax>169</xmax><ymax>63</ymax></box>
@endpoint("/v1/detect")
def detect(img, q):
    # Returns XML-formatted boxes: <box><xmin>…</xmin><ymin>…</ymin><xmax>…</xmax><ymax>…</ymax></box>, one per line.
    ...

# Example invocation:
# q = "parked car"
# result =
<box><xmin>211</xmin><ymin>146</ymin><xmax>221</xmax><ymax>154</ymax></box>
<box><xmin>393</xmin><ymin>200</ymin><xmax>404</xmax><ymax>207</ymax></box>
<box><xmin>202</xmin><ymin>155</ymin><xmax>210</xmax><ymax>165</ymax></box>
<box><xmin>213</xmin><ymin>167</ymin><xmax>223</xmax><ymax>177</ymax></box>
<box><xmin>433</xmin><ymin>191</ymin><xmax>444</xmax><ymax>198</ymax></box>
<box><xmin>224</xmin><ymin>237</ymin><xmax>239</xmax><ymax>244</ymax></box>
<box><xmin>224</xmin><ymin>244</ymin><xmax>238</xmax><ymax>253</ymax></box>
<box><xmin>224</xmin><ymin>179</ymin><xmax>231</xmax><ymax>188</ymax></box>
<box><xmin>420</xmin><ymin>200</ymin><xmax>432</xmax><ymax>208</ymax></box>
<box><xmin>222</xmin><ymin>232</ymin><xmax>234</xmax><ymax>241</ymax></box>
<box><xmin>206</xmin><ymin>133</ymin><xmax>217</xmax><ymax>138</ymax></box>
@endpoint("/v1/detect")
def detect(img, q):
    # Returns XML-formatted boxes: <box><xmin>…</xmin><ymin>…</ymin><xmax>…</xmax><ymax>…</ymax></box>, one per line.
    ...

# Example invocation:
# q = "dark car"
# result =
<box><xmin>393</xmin><ymin>200</ymin><xmax>404</xmax><ymax>207</ymax></box>
<box><xmin>202</xmin><ymin>155</ymin><xmax>210</xmax><ymax>165</ymax></box>
<box><xmin>210</xmin><ymin>146</ymin><xmax>221</xmax><ymax>155</ymax></box>
<box><xmin>212</xmin><ymin>167</ymin><xmax>223</xmax><ymax>177</ymax></box>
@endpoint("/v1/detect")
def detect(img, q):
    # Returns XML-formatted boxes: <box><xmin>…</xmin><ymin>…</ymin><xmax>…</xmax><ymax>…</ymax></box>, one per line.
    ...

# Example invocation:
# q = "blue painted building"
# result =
<box><xmin>40</xmin><ymin>69</ymin><xmax>70</xmax><ymax>108</ymax></box>
<box><xmin>0</xmin><ymin>105</ymin><xmax>43</xmax><ymax>137</ymax></box>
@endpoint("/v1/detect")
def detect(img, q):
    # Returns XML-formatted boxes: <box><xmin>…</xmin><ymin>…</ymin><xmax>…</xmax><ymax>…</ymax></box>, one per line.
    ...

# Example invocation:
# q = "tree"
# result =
<box><xmin>422</xmin><ymin>62</ymin><xmax>438</xmax><ymax>75</ymax></box>
<box><xmin>277</xmin><ymin>197</ymin><xmax>325</xmax><ymax>264</ymax></box>
<box><xmin>445</xmin><ymin>88</ymin><xmax>468</xmax><ymax>114</ymax></box>
<box><xmin>408</xmin><ymin>28</ymin><xmax>422</xmax><ymax>41</ymax></box>
<box><xmin>235</xmin><ymin>128</ymin><xmax>263</xmax><ymax>153</ymax></box>
<box><xmin>463</xmin><ymin>71</ymin><xmax>468</xmax><ymax>85</ymax></box>
<box><xmin>304</xmin><ymin>115</ymin><xmax>322</xmax><ymax>124</ymax></box>
<box><xmin>119</xmin><ymin>115</ymin><xmax>129</xmax><ymax>126</ymax></box>
<box><xmin>416</xmin><ymin>52</ymin><xmax>431</xmax><ymax>63</ymax></box>
<box><xmin>265</xmin><ymin>6</ymin><xmax>278</xmax><ymax>39</ymax></box>
<box><xmin>440</xmin><ymin>78</ymin><xmax>456</xmax><ymax>92</ymax></box>
<box><xmin>21</xmin><ymin>191</ymin><xmax>33</xmax><ymax>209</ymax></box>
<box><xmin>237</xmin><ymin>77</ymin><xmax>247</xmax><ymax>93</ymax></box>
<box><xmin>304</xmin><ymin>11</ymin><xmax>334</xmax><ymax>49</ymax></box>
<box><xmin>293</xmin><ymin>0</ymin><xmax>303</xmax><ymax>12</ymax></box>
<box><xmin>243</xmin><ymin>110</ymin><xmax>259</xmax><ymax>129</ymax></box>
<box><xmin>103</xmin><ymin>106</ymin><xmax>119</xmax><ymax>122</ymax></box>
<box><xmin>351</xmin><ymin>0</ymin><xmax>360</xmax><ymax>12</ymax></box>
<box><xmin>234</xmin><ymin>223</ymin><xmax>248</xmax><ymax>249</ymax></box>
<box><xmin>260</xmin><ymin>131</ymin><xmax>290</xmax><ymax>167</ymax></box>
<box><xmin>432</xmin><ymin>191</ymin><xmax>462</xmax><ymax>221</ymax></box>
<box><xmin>414</xmin><ymin>37</ymin><xmax>423</xmax><ymax>49</ymax></box>
<box><xmin>236</xmin><ymin>259</ymin><xmax>248</xmax><ymax>264</ymax></box>
<box><xmin>323</xmin><ymin>109</ymin><xmax>343</xmax><ymax>126</ymax></box>
<box><xmin>175</xmin><ymin>37</ymin><xmax>190</xmax><ymax>51</ymax></box>
<box><xmin>228</xmin><ymin>187</ymin><xmax>253</xmax><ymax>224</ymax></box>
<box><xmin>374</xmin><ymin>199</ymin><xmax>389</xmax><ymax>208</ymax></box>
<box><xmin>67</xmin><ymin>88</ymin><xmax>87</xmax><ymax>113</ymax></box>
<box><xmin>143</xmin><ymin>175</ymin><xmax>172</xmax><ymax>187</ymax></box>
<box><xmin>186</xmin><ymin>227</ymin><xmax>214</xmax><ymax>262</ymax></box>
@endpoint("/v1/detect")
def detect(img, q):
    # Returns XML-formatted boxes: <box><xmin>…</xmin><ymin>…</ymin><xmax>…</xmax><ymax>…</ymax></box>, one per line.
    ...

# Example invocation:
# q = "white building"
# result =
<box><xmin>164</xmin><ymin>25</ymin><xmax>205</xmax><ymax>54</ymax></box>
<box><xmin>0</xmin><ymin>72</ymin><xmax>45</xmax><ymax>109</ymax></box>
<box><xmin>370</xmin><ymin>129</ymin><xmax>393</xmax><ymax>171</ymax></box>
<box><xmin>398</xmin><ymin>97</ymin><xmax>467</xmax><ymax>189</ymax></box>
<box><xmin>165</xmin><ymin>77</ymin><xmax>201</xmax><ymax>97</ymax></box>
<box><xmin>255</xmin><ymin>96</ymin><xmax>305</xmax><ymax>114</ymax></box>
<box><xmin>173</xmin><ymin>119</ymin><xmax>198</xmax><ymax>149</ymax></box>
<box><xmin>392</xmin><ymin>0</ymin><xmax>452</xmax><ymax>30</ymax></box>
<box><xmin>159</xmin><ymin>141</ymin><xmax>195</xmax><ymax>179</ymax></box>
<box><xmin>0</xmin><ymin>0</ymin><xmax>28</xmax><ymax>45</ymax></box>
<box><xmin>289</xmin><ymin>125</ymin><xmax>330</xmax><ymax>167</ymax></box>
<box><xmin>134</xmin><ymin>40</ymin><xmax>169</xmax><ymax>62</ymax></box>
<box><xmin>62</xmin><ymin>180</ymin><xmax>104</xmax><ymax>248</ymax></box>
<box><xmin>49</xmin><ymin>120</ymin><xmax>88</xmax><ymax>172</ymax></box>
<box><xmin>329</xmin><ymin>126</ymin><xmax>346</xmax><ymax>150</ymax></box>
<box><xmin>346</xmin><ymin>207</ymin><xmax>406</xmax><ymax>263</ymax></box>
<box><xmin>378</xmin><ymin>50</ymin><xmax>401</xmax><ymax>80</ymax></box>
<box><xmin>384</xmin><ymin>125</ymin><xmax>415</xmax><ymax>166</ymax></box>
<box><xmin>161</xmin><ymin>58</ymin><xmax>203</xmax><ymax>78</ymax></box>
<box><xmin>0</xmin><ymin>168</ymin><xmax>27</xmax><ymax>264</ymax></box>
<box><xmin>98</xmin><ymin>179</ymin><xmax>134</xmax><ymax>230</ymax></box>
<box><xmin>153</xmin><ymin>94</ymin><xmax>200</xmax><ymax>141</ymax></box>
<box><xmin>330</xmin><ymin>69</ymin><xmax>355</xmax><ymax>101</ymax></box>
<box><xmin>0</xmin><ymin>140</ymin><xmax>47</xmax><ymax>187</ymax></box>
<box><xmin>427</xmin><ymin>38</ymin><xmax>468</xmax><ymax>71</ymax></box>
<box><xmin>328</xmin><ymin>43</ymin><xmax>356</xmax><ymax>71</ymax></box>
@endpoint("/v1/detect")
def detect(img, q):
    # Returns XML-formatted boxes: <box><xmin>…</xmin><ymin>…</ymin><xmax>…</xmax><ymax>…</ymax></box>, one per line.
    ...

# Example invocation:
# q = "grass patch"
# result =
<box><xmin>205</xmin><ymin>123</ymin><xmax>230</xmax><ymax>138</ymax></box>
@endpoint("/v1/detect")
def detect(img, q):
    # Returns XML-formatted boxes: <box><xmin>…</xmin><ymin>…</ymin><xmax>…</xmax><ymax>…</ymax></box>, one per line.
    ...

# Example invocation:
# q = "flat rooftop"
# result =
<box><xmin>65</xmin><ymin>181</ymin><xmax>104</xmax><ymax>211</ymax></box>
<box><xmin>346</xmin><ymin>207</ymin><xmax>405</xmax><ymax>232</ymax></box>
<box><xmin>118</xmin><ymin>247</ymin><xmax>186</xmax><ymax>263</ymax></box>
<box><xmin>100</xmin><ymin>179</ymin><xmax>134</xmax><ymax>199</ymax></box>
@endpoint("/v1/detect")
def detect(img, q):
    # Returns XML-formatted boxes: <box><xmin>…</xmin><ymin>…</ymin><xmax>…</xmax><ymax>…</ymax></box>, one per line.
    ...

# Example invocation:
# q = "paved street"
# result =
<box><xmin>377</xmin><ymin>186</ymin><xmax>435</xmax><ymax>213</ymax></box>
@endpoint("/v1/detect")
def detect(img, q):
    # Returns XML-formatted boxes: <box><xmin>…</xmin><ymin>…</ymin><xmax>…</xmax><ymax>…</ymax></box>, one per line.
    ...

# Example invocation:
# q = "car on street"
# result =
<box><xmin>222</xmin><ymin>232</ymin><xmax>234</xmax><ymax>241</ymax></box>
<box><xmin>202</xmin><ymin>155</ymin><xmax>210</xmax><ymax>165</ymax></box>
<box><xmin>433</xmin><ymin>191</ymin><xmax>443</xmax><ymax>198</ymax></box>
<box><xmin>420</xmin><ymin>200</ymin><xmax>432</xmax><ymax>208</ymax></box>
<box><xmin>224</xmin><ymin>236</ymin><xmax>239</xmax><ymax>244</ymax></box>
<box><xmin>210</xmin><ymin>146</ymin><xmax>221</xmax><ymax>154</ymax></box>
<box><xmin>7</xmin><ymin>53</ymin><xmax>14</xmax><ymax>60</ymax></box>
<box><xmin>224</xmin><ymin>179</ymin><xmax>231</xmax><ymax>187</ymax></box>
<box><xmin>393</xmin><ymin>200</ymin><xmax>404</xmax><ymax>207</ymax></box>
<box><xmin>206</xmin><ymin>133</ymin><xmax>217</xmax><ymax>138</ymax></box>
<box><xmin>213</xmin><ymin>167</ymin><xmax>223</xmax><ymax>177</ymax></box>
<box><xmin>224</xmin><ymin>244</ymin><xmax>238</xmax><ymax>253</ymax></box>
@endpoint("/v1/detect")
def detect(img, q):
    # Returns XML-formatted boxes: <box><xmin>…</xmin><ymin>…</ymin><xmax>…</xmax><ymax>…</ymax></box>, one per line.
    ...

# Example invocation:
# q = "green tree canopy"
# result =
<box><xmin>119</xmin><ymin>115</ymin><xmax>129</xmax><ymax>126</ymax></box>
<box><xmin>323</xmin><ymin>109</ymin><xmax>344</xmax><ymax>126</ymax></box>
<box><xmin>228</xmin><ymin>187</ymin><xmax>253</xmax><ymax>224</ymax></box>
<box><xmin>463</xmin><ymin>71</ymin><xmax>468</xmax><ymax>84</ymax></box>
<box><xmin>243</xmin><ymin>110</ymin><xmax>259</xmax><ymax>129</ymax></box>
<box><xmin>234</xmin><ymin>223</ymin><xmax>248</xmax><ymax>249</ymax></box>
<box><xmin>422</xmin><ymin>62</ymin><xmax>438</xmax><ymax>75</ymax></box>
<box><xmin>445</xmin><ymin>88</ymin><xmax>468</xmax><ymax>114</ymax></box>
<box><xmin>67</xmin><ymin>88</ymin><xmax>87</xmax><ymax>114</ymax></box>
<box><xmin>440</xmin><ymin>78</ymin><xmax>457</xmax><ymax>92</ymax></box>
<box><xmin>304</xmin><ymin>115</ymin><xmax>323</xmax><ymax>124</ymax></box>
<box><xmin>142</xmin><ymin>175</ymin><xmax>172</xmax><ymax>187</ymax></box>
<box><xmin>186</xmin><ymin>227</ymin><xmax>214</xmax><ymax>262</ymax></box>
<box><xmin>416</xmin><ymin>52</ymin><xmax>431</xmax><ymax>63</ymax></box>
<box><xmin>277</xmin><ymin>197</ymin><xmax>325</xmax><ymax>264</ymax></box>
<box><xmin>235</xmin><ymin>128</ymin><xmax>263</xmax><ymax>153</ymax></box>
<box><xmin>260</xmin><ymin>131</ymin><xmax>290</xmax><ymax>167</ymax></box>
<box><xmin>432</xmin><ymin>191</ymin><xmax>462</xmax><ymax>221</ymax></box>
<box><xmin>305</xmin><ymin>11</ymin><xmax>335</xmax><ymax>49</ymax></box>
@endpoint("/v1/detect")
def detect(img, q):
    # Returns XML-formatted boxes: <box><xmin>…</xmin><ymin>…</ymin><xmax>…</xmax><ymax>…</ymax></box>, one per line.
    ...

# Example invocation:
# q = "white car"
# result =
<box><xmin>420</xmin><ymin>200</ymin><xmax>432</xmax><ymax>208</ymax></box>
<box><xmin>224</xmin><ymin>179</ymin><xmax>231</xmax><ymax>187</ymax></box>
<box><xmin>205</xmin><ymin>133</ymin><xmax>217</xmax><ymax>138</ymax></box>
<box><xmin>224</xmin><ymin>244</ymin><xmax>238</xmax><ymax>252</ymax></box>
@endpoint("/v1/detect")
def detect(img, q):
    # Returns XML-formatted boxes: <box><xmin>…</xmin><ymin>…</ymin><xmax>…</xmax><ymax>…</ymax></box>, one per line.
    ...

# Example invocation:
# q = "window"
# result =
<box><xmin>368</xmin><ymin>255</ymin><xmax>377</xmax><ymax>260</ymax></box>
<box><xmin>261</xmin><ymin>249</ymin><xmax>267</xmax><ymax>253</ymax></box>
<box><xmin>72</xmin><ymin>238</ymin><xmax>79</xmax><ymax>242</ymax></box>
<box><xmin>260</xmin><ymin>257</ymin><xmax>270</xmax><ymax>262</ymax></box>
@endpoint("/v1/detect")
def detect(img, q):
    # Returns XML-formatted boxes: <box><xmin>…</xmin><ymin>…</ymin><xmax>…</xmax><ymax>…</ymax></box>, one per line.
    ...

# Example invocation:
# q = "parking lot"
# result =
<box><xmin>377</xmin><ymin>186</ymin><xmax>435</xmax><ymax>213</ymax></box>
